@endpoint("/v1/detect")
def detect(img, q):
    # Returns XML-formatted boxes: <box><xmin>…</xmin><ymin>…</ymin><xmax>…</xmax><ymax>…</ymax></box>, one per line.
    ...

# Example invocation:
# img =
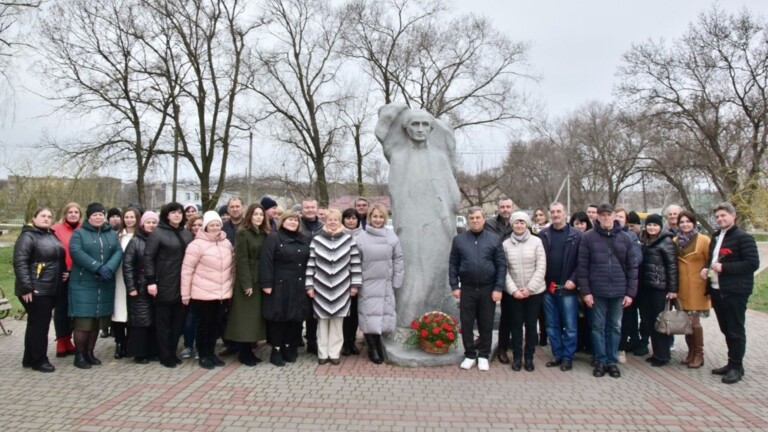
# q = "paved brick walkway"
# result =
<box><xmin>1</xmin><ymin>309</ymin><xmax>767</xmax><ymax>432</ymax></box>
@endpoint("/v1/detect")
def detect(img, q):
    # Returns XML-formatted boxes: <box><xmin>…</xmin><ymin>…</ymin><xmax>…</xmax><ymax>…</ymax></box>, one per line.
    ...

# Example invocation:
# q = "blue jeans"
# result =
<box><xmin>183</xmin><ymin>306</ymin><xmax>198</xmax><ymax>349</ymax></box>
<box><xmin>544</xmin><ymin>292</ymin><xmax>579</xmax><ymax>361</ymax></box>
<box><xmin>590</xmin><ymin>296</ymin><xmax>623</xmax><ymax>366</ymax></box>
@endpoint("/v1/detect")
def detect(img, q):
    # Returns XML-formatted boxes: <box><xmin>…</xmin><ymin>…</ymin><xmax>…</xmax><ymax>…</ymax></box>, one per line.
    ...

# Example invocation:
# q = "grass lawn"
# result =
<box><xmin>749</xmin><ymin>268</ymin><xmax>768</xmax><ymax>314</ymax></box>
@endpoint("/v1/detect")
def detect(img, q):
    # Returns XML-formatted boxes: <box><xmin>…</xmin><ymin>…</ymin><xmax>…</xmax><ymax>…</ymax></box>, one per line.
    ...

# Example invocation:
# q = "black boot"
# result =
<box><xmin>282</xmin><ymin>345</ymin><xmax>298</xmax><ymax>363</ymax></box>
<box><xmin>349</xmin><ymin>342</ymin><xmax>360</xmax><ymax>355</ymax></box>
<box><xmin>86</xmin><ymin>351</ymin><xmax>102</xmax><ymax>366</ymax></box>
<box><xmin>74</xmin><ymin>353</ymin><xmax>91</xmax><ymax>369</ymax></box>
<box><xmin>270</xmin><ymin>348</ymin><xmax>285</xmax><ymax>367</ymax></box>
<box><xmin>374</xmin><ymin>335</ymin><xmax>385</xmax><ymax>362</ymax></box>
<box><xmin>365</xmin><ymin>335</ymin><xmax>382</xmax><ymax>364</ymax></box>
<box><xmin>341</xmin><ymin>340</ymin><xmax>352</xmax><ymax>356</ymax></box>
<box><xmin>114</xmin><ymin>343</ymin><xmax>124</xmax><ymax>359</ymax></box>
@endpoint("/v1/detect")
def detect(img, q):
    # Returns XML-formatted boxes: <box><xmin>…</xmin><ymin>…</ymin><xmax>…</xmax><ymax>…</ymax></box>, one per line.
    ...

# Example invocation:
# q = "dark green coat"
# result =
<box><xmin>68</xmin><ymin>220</ymin><xmax>123</xmax><ymax>318</ymax></box>
<box><xmin>224</xmin><ymin>227</ymin><xmax>267</xmax><ymax>342</ymax></box>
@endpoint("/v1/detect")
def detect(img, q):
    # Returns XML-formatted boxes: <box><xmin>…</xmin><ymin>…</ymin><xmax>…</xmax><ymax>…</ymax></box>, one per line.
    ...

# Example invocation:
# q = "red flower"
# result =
<box><xmin>720</xmin><ymin>248</ymin><xmax>733</xmax><ymax>257</ymax></box>
<box><xmin>451</xmin><ymin>317</ymin><xmax>458</xmax><ymax>325</ymax></box>
<box><xmin>411</xmin><ymin>320</ymin><xmax>419</xmax><ymax>330</ymax></box>
<box><xmin>441</xmin><ymin>323</ymin><xmax>452</xmax><ymax>331</ymax></box>
<box><xmin>424</xmin><ymin>316</ymin><xmax>431</xmax><ymax>323</ymax></box>
<box><xmin>432</xmin><ymin>327</ymin><xmax>440</xmax><ymax>334</ymax></box>
<box><xmin>447</xmin><ymin>332</ymin><xmax>454</xmax><ymax>340</ymax></box>
<box><xmin>420</xmin><ymin>330</ymin><xmax>428</xmax><ymax>338</ymax></box>
<box><xmin>435</xmin><ymin>340</ymin><xmax>444</xmax><ymax>347</ymax></box>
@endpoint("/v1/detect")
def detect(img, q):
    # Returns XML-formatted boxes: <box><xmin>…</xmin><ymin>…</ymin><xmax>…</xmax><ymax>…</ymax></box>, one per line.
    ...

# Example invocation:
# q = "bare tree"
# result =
<box><xmin>249</xmin><ymin>0</ymin><xmax>349</xmax><ymax>206</ymax></box>
<box><xmin>499</xmin><ymin>138</ymin><xmax>570</xmax><ymax>209</ymax></box>
<box><xmin>36</xmin><ymin>0</ymin><xmax>176</xmax><ymax>206</ymax></box>
<box><xmin>0</xmin><ymin>0</ymin><xmax>41</xmax><ymax>118</ymax></box>
<box><xmin>456</xmin><ymin>168</ymin><xmax>504</xmax><ymax>209</ymax></box>
<box><xmin>343</xmin><ymin>0</ymin><xmax>444</xmax><ymax>104</ymax></box>
<box><xmin>338</xmin><ymin>84</ymin><xmax>378</xmax><ymax>196</ymax></box>
<box><xmin>563</xmin><ymin>102</ymin><xmax>646</xmax><ymax>206</ymax></box>
<box><xmin>618</xmin><ymin>6</ymin><xmax>768</xmax><ymax>222</ymax></box>
<box><xmin>143</xmin><ymin>0</ymin><xmax>259</xmax><ymax>209</ymax></box>
<box><xmin>345</xmin><ymin>0</ymin><xmax>532</xmax><ymax>130</ymax></box>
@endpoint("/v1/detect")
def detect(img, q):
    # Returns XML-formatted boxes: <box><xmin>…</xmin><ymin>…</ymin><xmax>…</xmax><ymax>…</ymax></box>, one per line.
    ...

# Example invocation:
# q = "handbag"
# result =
<box><xmin>655</xmin><ymin>298</ymin><xmax>692</xmax><ymax>335</ymax></box>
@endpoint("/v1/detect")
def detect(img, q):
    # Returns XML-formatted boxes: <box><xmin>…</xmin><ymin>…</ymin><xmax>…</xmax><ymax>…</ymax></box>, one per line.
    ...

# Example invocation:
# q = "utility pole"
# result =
<box><xmin>247</xmin><ymin>130</ymin><xmax>253</xmax><ymax>204</ymax></box>
<box><xmin>172</xmin><ymin>126</ymin><xmax>179</xmax><ymax>202</ymax></box>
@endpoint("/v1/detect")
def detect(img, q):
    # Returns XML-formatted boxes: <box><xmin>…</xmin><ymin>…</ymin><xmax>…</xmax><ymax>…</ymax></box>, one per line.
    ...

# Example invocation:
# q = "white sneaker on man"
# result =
<box><xmin>618</xmin><ymin>350</ymin><xmax>627</xmax><ymax>364</ymax></box>
<box><xmin>477</xmin><ymin>357</ymin><xmax>489</xmax><ymax>371</ymax></box>
<box><xmin>460</xmin><ymin>358</ymin><xmax>477</xmax><ymax>370</ymax></box>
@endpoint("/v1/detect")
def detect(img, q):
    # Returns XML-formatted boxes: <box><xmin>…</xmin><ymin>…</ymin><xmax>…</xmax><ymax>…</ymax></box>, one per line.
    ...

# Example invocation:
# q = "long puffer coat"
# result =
<box><xmin>13</xmin><ymin>224</ymin><xmax>67</xmax><ymax>297</ymax></box>
<box><xmin>143</xmin><ymin>220</ymin><xmax>193</xmax><ymax>305</ymax></box>
<box><xmin>259</xmin><ymin>229</ymin><xmax>311</xmax><ymax>323</ymax></box>
<box><xmin>355</xmin><ymin>226</ymin><xmax>404</xmax><ymax>334</ymax></box>
<box><xmin>502</xmin><ymin>230</ymin><xmax>547</xmax><ymax>296</ymax></box>
<box><xmin>180</xmin><ymin>228</ymin><xmax>234</xmax><ymax>302</ymax></box>
<box><xmin>224</xmin><ymin>227</ymin><xmax>268</xmax><ymax>342</ymax></box>
<box><xmin>68</xmin><ymin>220</ymin><xmax>123</xmax><ymax>318</ymax></box>
<box><xmin>122</xmin><ymin>228</ymin><xmax>153</xmax><ymax>327</ymax></box>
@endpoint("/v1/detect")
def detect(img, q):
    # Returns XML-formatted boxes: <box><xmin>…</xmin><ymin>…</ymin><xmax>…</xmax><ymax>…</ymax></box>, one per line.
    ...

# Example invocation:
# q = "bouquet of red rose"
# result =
<box><xmin>404</xmin><ymin>311</ymin><xmax>459</xmax><ymax>349</ymax></box>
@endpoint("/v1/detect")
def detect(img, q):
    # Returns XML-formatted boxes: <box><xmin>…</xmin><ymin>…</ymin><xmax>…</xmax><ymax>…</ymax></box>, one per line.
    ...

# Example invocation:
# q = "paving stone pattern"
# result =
<box><xmin>1</xmin><ymin>310</ymin><xmax>767</xmax><ymax>431</ymax></box>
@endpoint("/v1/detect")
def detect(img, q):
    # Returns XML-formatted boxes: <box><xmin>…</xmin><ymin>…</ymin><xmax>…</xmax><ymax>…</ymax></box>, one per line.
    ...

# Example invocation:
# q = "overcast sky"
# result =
<box><xmin>1</xmin><ymin>0</ymin><xmax>765</xmax><ymax>179</ymax></box>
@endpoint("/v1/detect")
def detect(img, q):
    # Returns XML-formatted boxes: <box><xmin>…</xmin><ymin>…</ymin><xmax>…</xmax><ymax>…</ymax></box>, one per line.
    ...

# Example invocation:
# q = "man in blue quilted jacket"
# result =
<box><xmin>576</xmin><ymin>203</ymin><xmax>639</xmax><ymax>379</ymax></box>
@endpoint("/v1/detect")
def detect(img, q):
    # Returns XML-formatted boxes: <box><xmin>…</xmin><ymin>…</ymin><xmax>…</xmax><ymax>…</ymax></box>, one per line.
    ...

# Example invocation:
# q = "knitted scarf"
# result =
<box><xmin>677</xmin><ymin>228</ymin><xmax>699</xmax><ymax>251</ymax></box>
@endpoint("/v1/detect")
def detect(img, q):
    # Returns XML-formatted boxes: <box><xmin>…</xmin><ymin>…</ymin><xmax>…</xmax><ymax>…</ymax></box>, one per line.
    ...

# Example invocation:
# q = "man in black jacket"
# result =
<box><xmin>222</xmin><ymin>197</ymin><xmax>244</xmax><ymax>245</ymax></box>
<box><xmin>449</xmin><ymin>207</ymin><xmax>506</xmax><ymax>371</ymax></box>
<box><xmin>702</xmin><ymin>202</ymin><xmax>760</xmax><ymax>384</ymax></box>
<box><xmin>539</xmin><ymin>202</ymin><xmax>581</xmax><ymax>371</ymax></box>
<box><xmin>484</xmin><ymin>197</ymin><xmax>515</xmax><ymax>363</ymax></box>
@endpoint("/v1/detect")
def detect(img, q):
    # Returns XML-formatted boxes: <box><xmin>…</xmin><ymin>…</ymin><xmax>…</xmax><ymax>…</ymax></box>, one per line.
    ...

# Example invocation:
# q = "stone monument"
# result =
<box><xmin>375</xmin><ymin>103</ymin><xmax>461</xmax><ymax>357</ymax></box>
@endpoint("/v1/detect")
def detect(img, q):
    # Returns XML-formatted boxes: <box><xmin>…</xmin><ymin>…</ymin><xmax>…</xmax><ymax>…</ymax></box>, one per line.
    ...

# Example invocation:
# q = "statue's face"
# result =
<box><xmin>404</xmin><ymin>116</ymin><xmax>432</xmax><ymax>142</ymax></box>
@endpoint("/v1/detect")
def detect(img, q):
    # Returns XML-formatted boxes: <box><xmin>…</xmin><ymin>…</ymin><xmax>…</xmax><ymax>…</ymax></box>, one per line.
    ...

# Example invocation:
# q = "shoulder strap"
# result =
<box><xmin>607</xmin><ymin>233</ymin><xmax>627</xmax><ymax>276</ymax></box>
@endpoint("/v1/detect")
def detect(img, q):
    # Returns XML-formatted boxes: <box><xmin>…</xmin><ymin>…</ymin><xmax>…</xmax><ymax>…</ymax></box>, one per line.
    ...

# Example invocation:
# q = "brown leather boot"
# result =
<box><xmin>688</xmin><ymin>326</ymin><xmax>704</xmax><ymax>369</ymax></box>
<box><xmin>680</xmin><ymin>334</ymin><xmax>694</xmax><ymax>365</ymax></box>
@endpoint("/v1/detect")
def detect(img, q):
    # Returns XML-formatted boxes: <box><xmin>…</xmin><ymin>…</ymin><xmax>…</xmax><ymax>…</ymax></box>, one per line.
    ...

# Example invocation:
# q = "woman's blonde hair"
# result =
<box><xmin>59</xmin><ymin>202</ymin><xmax>82</xmax><ymax>223</ymax></box>
<box><xmin>278</xmin><ymin>209</ymin><xmax>300</xmax><ymax>230</ymax></box>
<box><xmin>367</xmin><ymin>204</ymin><xmax>389</xmax><ymax>225</ymax></box>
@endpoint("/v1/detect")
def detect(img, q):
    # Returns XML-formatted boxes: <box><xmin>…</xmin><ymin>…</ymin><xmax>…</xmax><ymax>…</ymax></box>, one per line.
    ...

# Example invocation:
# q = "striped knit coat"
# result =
<box><xmin>305</xmin><ymin>230</ymin><xmax>363</xmax><ymax>319</ymax></box>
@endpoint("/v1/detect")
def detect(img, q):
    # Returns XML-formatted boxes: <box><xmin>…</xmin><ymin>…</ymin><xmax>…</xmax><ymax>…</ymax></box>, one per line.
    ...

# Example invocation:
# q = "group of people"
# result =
<box><xmin>13</xmin><ymin>196</ymin><xmax>404</xmax><ymax>372</ymax></box>
<box><xmin>451</xmin><ymin>199</ymin><xmax>759</xmax><ymax>384</ymax></box>
<box><xmin>13</xmin><ymin>194</ymin><xmax>760</xmax><ymax>384</ymax></box>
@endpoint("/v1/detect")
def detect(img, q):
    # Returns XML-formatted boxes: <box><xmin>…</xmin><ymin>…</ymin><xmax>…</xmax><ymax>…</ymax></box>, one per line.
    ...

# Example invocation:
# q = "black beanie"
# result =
<box><xmin>645</xmin><ymin>213</ymin><xmax>664</xmax><ymax>227</ymax></box>
<box><xmin>218</xmin><ymin>205</ymin><xmax>229</xmax><ymax>216</ymax></box>
<box><xmin>260</xmin><ymin>196</ymin><xmax>278</xmax><ymax>211</ymax></box>
<box><xmin>86</xmin><ymin>202</ymin><xmax>106</xmax><ymax>218</ymax></box>
<box><xmin>107</xmin><ymin>207</ymin><xmax>122</xmax><ymax>219</ymax></box>
<box><xmin>627</xmin><ymin>211</ymin><xmax>641</xmax><ymax>225</ymax></box>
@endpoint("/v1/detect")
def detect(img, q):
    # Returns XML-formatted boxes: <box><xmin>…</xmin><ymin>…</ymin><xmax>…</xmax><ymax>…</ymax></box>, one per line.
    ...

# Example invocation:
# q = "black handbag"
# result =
<box><xmin>655</xmin><ymin>298</ymin><xmax>692</xmax><ymax>335</ymax></box>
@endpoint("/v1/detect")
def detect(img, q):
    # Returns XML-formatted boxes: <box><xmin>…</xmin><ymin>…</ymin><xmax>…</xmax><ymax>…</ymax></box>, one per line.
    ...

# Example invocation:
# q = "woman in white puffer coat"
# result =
<box><xmin>502</xmin><ymin>211</ymin><xmax>546</xmax><ymax>373</ymax></box>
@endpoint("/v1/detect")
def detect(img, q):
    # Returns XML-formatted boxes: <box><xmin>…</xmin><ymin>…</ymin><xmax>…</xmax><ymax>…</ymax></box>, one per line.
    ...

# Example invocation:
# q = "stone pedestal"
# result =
<box><xmin>380</xmin><ymin>330</ymin><xmax>499</xmax><ymax>368</ymax></box>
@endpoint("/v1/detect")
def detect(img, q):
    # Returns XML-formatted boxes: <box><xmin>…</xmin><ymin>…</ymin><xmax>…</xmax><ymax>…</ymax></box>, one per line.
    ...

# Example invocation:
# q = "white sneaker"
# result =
<box><xmin>181</xmin><ymin>347</ymin><xmax>193</xmax><ymax>359</ymax></box>
<box><xmin>478</xmin><ymin>358</ymin><xmax>489</xmax><ymax>371</ymax></box>
<box><xmin>460</xmin><ymin>358</ymin><xmax>477</xmax><ymax>370</ymax></box>
<box><xmin>618</xmin><ymin>350</ymin><xmax>627</xmax><ymax>364</ymax></box>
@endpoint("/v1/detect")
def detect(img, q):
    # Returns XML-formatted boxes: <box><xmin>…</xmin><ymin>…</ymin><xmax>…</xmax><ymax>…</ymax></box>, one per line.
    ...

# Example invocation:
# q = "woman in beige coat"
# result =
<box><xmin>503</xmin><ymin>211</ymin><xmax>546</xmax><ymax>372</ymax></box>
<box><xmin>674</xmin><ymin>210</ymin><xmax>711</xmax><ymax>369</ymax></box>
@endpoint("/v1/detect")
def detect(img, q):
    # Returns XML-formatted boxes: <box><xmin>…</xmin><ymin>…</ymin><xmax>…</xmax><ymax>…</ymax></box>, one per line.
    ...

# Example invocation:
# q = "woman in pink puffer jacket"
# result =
<box><xmin>181</xmin><ymin>211</ymin><xmax>234</xmax><ymax>369</ymax></box>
